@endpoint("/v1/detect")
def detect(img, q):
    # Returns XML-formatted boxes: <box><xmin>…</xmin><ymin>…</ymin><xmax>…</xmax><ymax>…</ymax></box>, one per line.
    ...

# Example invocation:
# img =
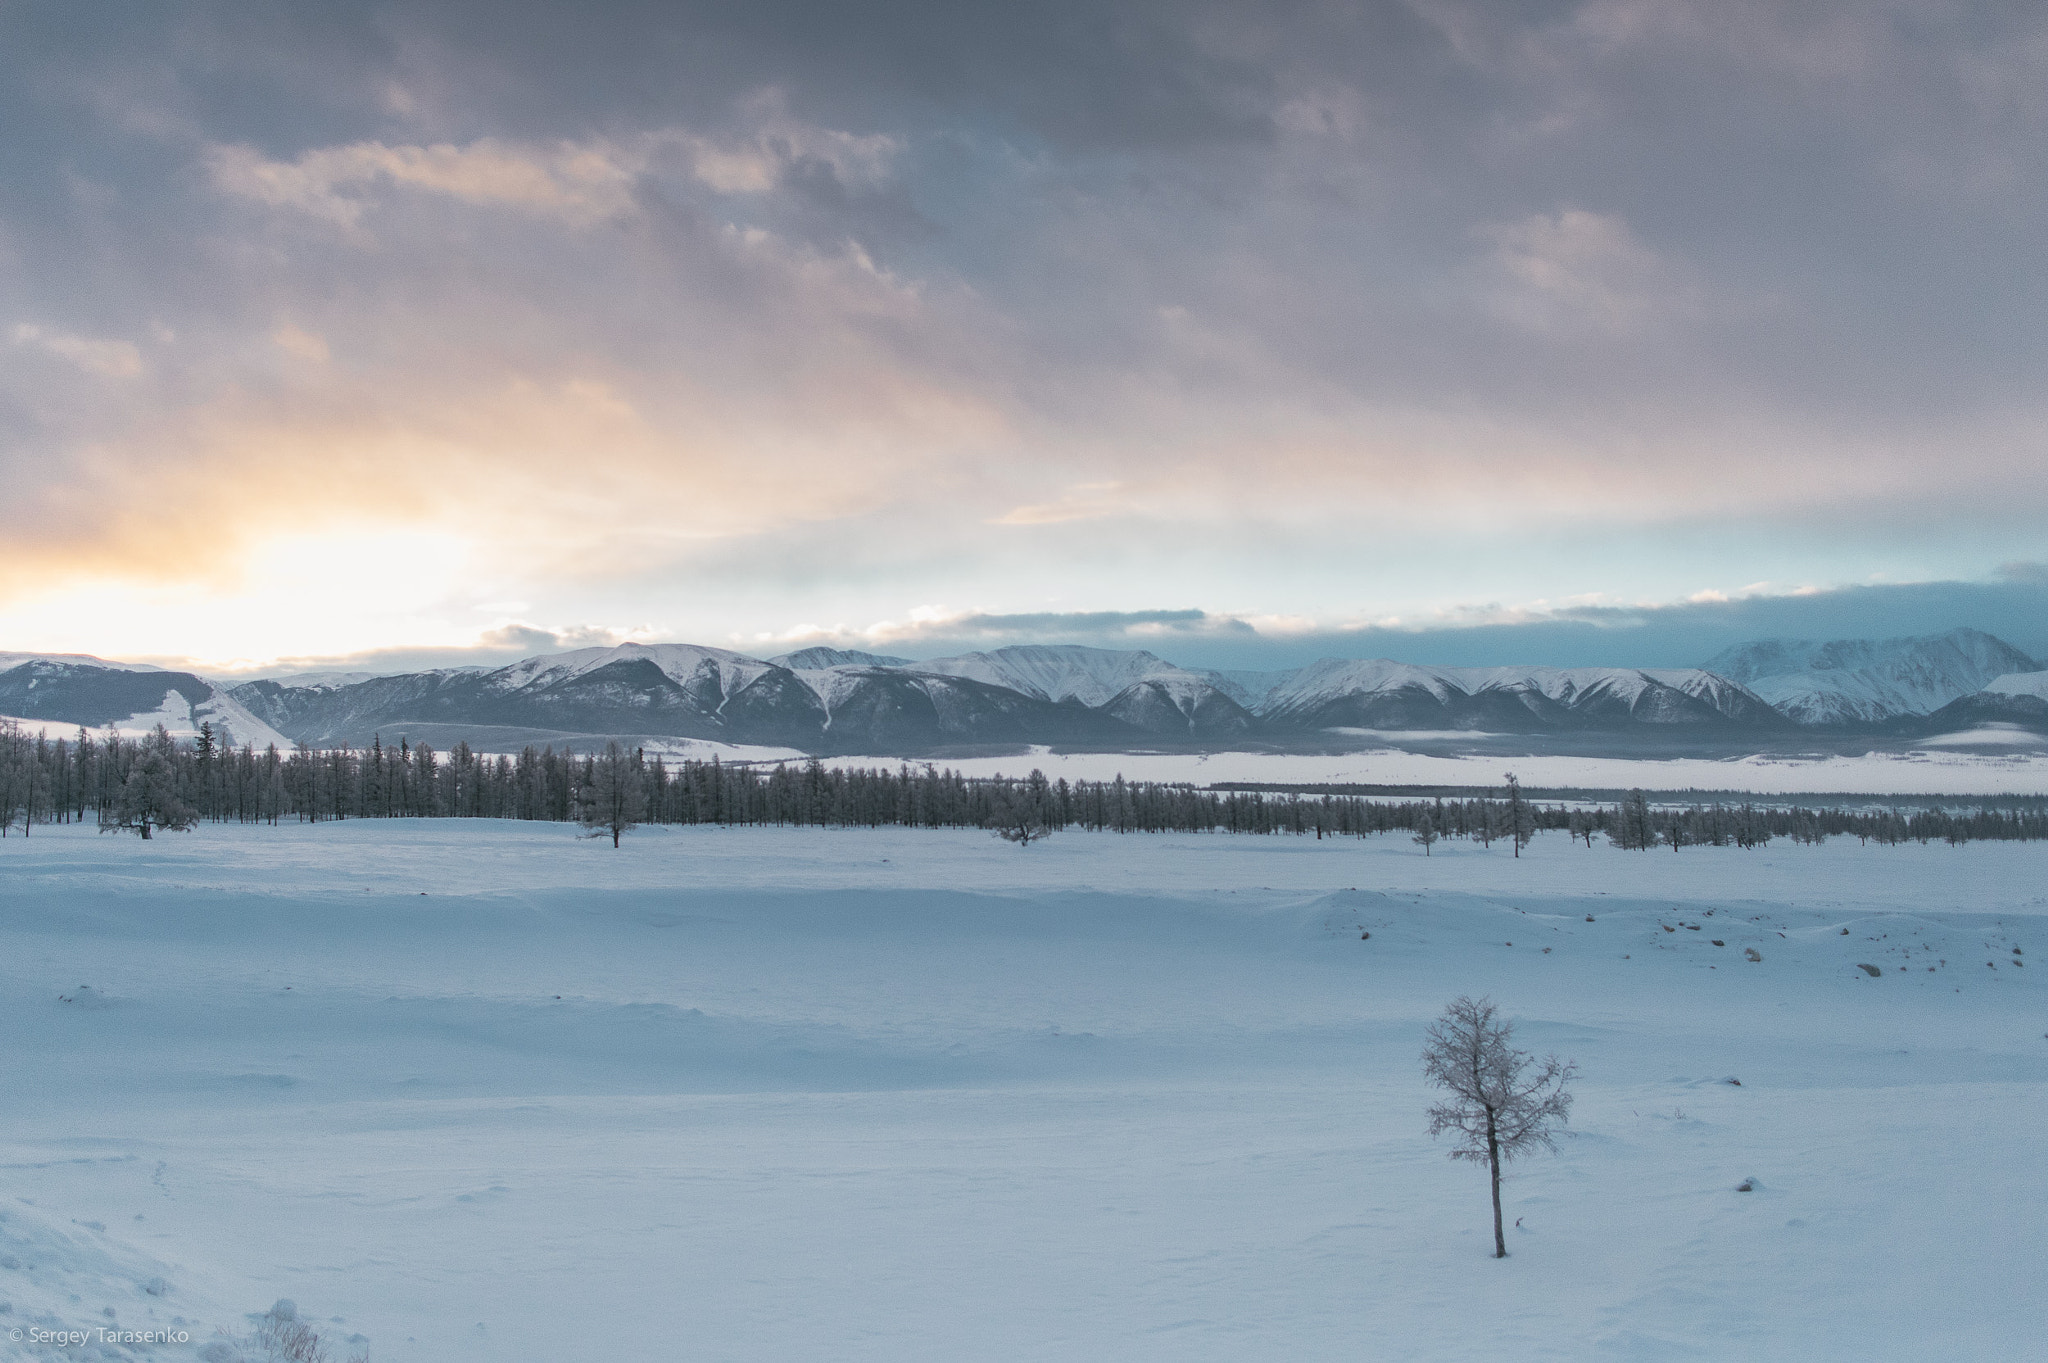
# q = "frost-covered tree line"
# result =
<box><xmin>1</xmin><ymin>718</ymin><xmax>2044</xmax><ymax>846</ymax></box>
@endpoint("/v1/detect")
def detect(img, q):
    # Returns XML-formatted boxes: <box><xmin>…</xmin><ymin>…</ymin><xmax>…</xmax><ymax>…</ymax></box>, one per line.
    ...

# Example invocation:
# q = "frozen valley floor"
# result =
<box><xmin>0</xmin><ymin>821</ymin><xmax>2042</xmax><ymax>1361</ymax></box>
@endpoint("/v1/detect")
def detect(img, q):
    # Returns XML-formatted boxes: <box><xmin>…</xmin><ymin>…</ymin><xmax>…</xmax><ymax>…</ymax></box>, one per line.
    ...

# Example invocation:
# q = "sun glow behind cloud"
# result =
<box><xmin>0</xmin><ymin>528</ymin><xmax>476</xmax><ymax>671</ymax></box>
<box><xmin>3</xmin><ymin>2</ymin><xmax>2046</xmax><ymax>670</ymax></box>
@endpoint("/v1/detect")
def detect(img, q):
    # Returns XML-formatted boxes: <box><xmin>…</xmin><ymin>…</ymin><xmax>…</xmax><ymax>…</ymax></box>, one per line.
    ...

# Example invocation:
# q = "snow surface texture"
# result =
<box><xmin>819</xmin><ymin>744</ymin><xmax>2048</xmax><ymax>794</ymax></box>
<box><xmin>1</xmin><ymin>822</ymin><xmax>2042</xmax><ymax>1362</ymax></box>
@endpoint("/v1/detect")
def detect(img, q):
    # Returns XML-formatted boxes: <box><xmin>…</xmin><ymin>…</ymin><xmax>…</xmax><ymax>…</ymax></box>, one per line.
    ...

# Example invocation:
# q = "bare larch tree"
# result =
<box><xmin>1411</xmin><ymin>810</ymin><xmax>1438</xmax><ymax>856</ymax></box>
<box><xmin>101</xmin><ymin>744</ymin><xmax>198</xmax><ymax>840</ymax></box>
<box><xmin>1504</xmin><ymin>772</ymin><xmax>1535</xmax><ymax>857</ymax></box>
<box><xmin>1422</xmin><ymin>995</ymin><xmax>1576</xmax><ymax>1258</ymax></box>
<box><xmin>987</xmin><ymin>788</ymin><xmax>1054</xmax><ymax>847</ymax></box>
<box><xmin>579</xmin><ymin>740</ymin><xmax>646</xmax><ymax>847</ymax></box>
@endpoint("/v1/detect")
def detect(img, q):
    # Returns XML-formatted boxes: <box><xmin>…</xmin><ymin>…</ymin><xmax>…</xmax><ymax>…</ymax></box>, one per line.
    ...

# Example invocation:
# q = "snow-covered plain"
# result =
<box><xmin>1</xmin><ymin>821</ymin><xmax>2043</xmax><ymax>1361</ymax></box>
<box><xmin>822</xmin><ymin>743</ymin><xmax>2048</xmax><ymax>795</ymax></box>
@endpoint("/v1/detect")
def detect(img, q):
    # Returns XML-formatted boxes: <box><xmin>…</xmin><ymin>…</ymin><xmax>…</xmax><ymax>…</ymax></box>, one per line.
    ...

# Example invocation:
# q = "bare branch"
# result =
<box><xmin>1421</xmin><ymin>995</ymin><xmax>1577</xmax><ymax>1257</ymax></box>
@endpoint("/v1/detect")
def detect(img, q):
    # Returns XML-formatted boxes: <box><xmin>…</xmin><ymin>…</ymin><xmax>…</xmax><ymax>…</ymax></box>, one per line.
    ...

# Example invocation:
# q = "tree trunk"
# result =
<box><xmin>612</xmin><ymin>824</ymin><xmax>621</xmax><ymax>848</ymax></box>
<box><xmin>1488</xmin><ymin>1115</ymin><xmax>1505</xmax><ymax>1258</ymax></box>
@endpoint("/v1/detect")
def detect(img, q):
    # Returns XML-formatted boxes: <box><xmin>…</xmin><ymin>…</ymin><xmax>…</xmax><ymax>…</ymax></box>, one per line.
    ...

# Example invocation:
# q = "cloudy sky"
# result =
<box><xmin>4</xmin><ymin>0</ymin><xmax>2046</xmax><ymax>674</ymax></box>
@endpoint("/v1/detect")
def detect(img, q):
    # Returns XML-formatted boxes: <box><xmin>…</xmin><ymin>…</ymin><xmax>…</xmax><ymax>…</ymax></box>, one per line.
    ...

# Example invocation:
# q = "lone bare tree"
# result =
<box><xmin>101</xmin><ymin>747</ymin><xmax>198</xmax><ymax>840</ymax></box>
<box><xmin>1411</xmin><ymin>810</ymin><xmax>1438</xmax><ymax>856</ymax></box>
<box><xmin>1504</xmin><ymin>772</ymin><xmax>1535</xmax><ymax>858</ymax></box>
<box><xmin>987</xmin><ymin>787</ymin><xmax>1054</xmax><ymax>847</ymax></box>
<box><xmin>1422</xmin><ymin>996</ymin><xmax>1576</xmax><ymax>1258</ymax></box>
<box><xmin>579</xmin><ymin>741</ymin><xmax>646</xmax><ymax>847</ymax></box>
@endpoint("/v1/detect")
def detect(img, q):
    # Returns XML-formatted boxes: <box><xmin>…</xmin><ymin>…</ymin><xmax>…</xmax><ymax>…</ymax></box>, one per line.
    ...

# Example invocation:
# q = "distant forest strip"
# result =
<box><xmin>2</xmin><ymin>721</ymin><xmax>2046</xmax><ymax>848</ymax></box>
<box><xmin>1208</xmin><ymin>782</ymin><xmax>2048</xmax><ymax>812</ymax></box>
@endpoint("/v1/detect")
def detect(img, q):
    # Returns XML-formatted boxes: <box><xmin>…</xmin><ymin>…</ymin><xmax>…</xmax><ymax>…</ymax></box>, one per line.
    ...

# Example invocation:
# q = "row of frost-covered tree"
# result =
<box><xmin>1</xmin><ymin>719</ymin><xmax>2045</xmax><ymax>848</ymax></box>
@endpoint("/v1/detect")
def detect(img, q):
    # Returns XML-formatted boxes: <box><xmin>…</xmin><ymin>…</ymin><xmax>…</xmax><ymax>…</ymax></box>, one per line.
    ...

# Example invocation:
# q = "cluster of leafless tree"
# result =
<box><xmin>3</xmin><ymin>720</ymin><xmax>2042</xmax><ymax>848</ymax></box>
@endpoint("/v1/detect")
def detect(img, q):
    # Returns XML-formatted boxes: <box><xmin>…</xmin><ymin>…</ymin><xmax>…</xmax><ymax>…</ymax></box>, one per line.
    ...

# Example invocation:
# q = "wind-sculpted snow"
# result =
<box><xmin>0</xmin><ymin>822</ymin><xmax>2039</xmax><ymax>1361</ymax></box>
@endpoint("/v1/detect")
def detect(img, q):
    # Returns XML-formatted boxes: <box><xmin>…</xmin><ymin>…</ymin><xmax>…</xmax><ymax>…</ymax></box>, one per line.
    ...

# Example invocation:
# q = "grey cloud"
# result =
<box><xmin>867</xmin><ymin>609</ymin><xmax>1259</xmax><ymax>655</ymax></box>
<box><xmin>3</xmin><ymin>2</ymin><xmax>2046</xmax><ymax>652</ymax></box>
<box><xmin>1162</xmin><ymin>579</ymin><xmax>2048</xmax><ymax>673</ymax></box>
<box><xmin>814</xmin><ymin>579</ymin><xmax>2048</xmax><ymax>674</ymax></box>
<box><xmin>203</xmin><ymin>623</ymin><xmax>630</xmax><ymax>679</ymax></box>
<box><xmin>476</xmin><ymin>623</ymin><xmax>622</xmax><ymax>653</ymax></box>
<box><xmin>174</xmin><ymin>576</ymin><xmax>2048</xmax><ymax>680</ymax></box>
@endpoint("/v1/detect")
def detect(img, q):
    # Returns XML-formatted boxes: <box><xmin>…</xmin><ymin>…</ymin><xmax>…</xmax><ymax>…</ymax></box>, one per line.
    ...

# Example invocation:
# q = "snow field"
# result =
<box><xmin>815</xmin><ymin>744</ymin><xmax>2048</xmax><ymax>795</ymax></box>
<box><xmin>0</xmin><ymin>821</ymin><xmax>2042</xmax><ymax>1360</ymax></box>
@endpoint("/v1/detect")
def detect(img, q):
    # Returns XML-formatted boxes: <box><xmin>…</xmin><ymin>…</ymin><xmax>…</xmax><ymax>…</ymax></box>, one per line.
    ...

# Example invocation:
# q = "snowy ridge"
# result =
<box><xmin>788</xmin><ymin>663</ymin><xmax>896</xmax><ymax>713</ymax></box>
<box><xmin>488</xmin><ymin>642</ymin><xmax>776</xmax><ymax>702</ymax></box>
<box><xmin>1260</xmin><ymin>660</ymin><xmax>1775</xmax><ymax>728</ymax></box>
<box><xmin>912</xmin><ymin>645</ymin><xmax>1195</xmax><ymax>707</ymax></box>
<box><xmin>187</xmin><ymin>688</ymin><xmax>294</xmax><ymax>750</ymax></box>
<box><xmin>1198</xmin><ymin>668</ymin><xmax>1300</xmax><ymax>710</ymax></box>
<box><xmin>788</xmin><ymin>645</ymin><xmax>1261</xmax><ymax>740</ymax></box>
<box><xmin>0</xmin><ymin>650</ymin><xmax>162</xmax><ymax>673</ymax></box>
<box><xmin>17</xmin><ymin>628</ymin><xmax>2047</xmax><ymax>751</ymax></box>
<box><xmin>10</xmin><ymin>686</ymin><xmax>296</xmax><ymax>751</ymax></box>
<box><xmin>1266</xmin><ymin>659</ymin><xmax>1462</xmax><ymax>709</ymax></box>
<box><xmin>0</xmin><ymin>657</ymin><xmax>293</xmax><ymax>750</ymax></box>
<box><xmin>1983</xmin><ymin>670</ymin><xmax>2048</xmax><ymax>701</ymax></box>
<box><xmin>1703</xmin><ymin>628</ymin><xmax>2039</xmax><ymax>725</ymax></box>
<box><xmin>770</xmin><ymin>647</ymin><xmax>914</xmax><ymax>670</ymax></box>
<box><xmin>237</xmin><ymin>669</ymin><xmax>383</xmax><ymax>690</ymax></box>
<box><xmin>1464</xmin><ymin>666</ymin><xmax>1672</xmax><ymax>704</ymax></box>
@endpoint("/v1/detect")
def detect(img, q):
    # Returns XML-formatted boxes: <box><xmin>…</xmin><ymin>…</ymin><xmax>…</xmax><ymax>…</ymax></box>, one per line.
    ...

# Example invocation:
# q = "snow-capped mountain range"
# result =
<box><xmin>3</xmin><ymin>628</ymin><xmax>2042</xmax><ymax>755</ymax></box>
<box><xmin>1701</xmin><ymin>628</ymin><xmax>2037</xmax><ymax>725</ymax></box>
<box><xmin>0</xmin><ymin>656</ymin><xmax>291</xmax><ymax>750</ymax></box>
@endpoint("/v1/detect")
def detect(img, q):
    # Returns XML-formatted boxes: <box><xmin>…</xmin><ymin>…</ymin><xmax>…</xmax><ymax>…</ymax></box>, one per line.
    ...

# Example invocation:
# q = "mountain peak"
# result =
<box><xmin>771</xmin><ymin>647</ymin><xmax>916</xmax><ymax>670</ymax></box>
<box><xmin>913</xmin><ymin>644</ymin><xmax>1187</xmax><ymax>706</ymax></box>
<box><xmin>1701</xmin><ymin>628</ymin><xmax>2038</xmax><ymax>724</ymax></box>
